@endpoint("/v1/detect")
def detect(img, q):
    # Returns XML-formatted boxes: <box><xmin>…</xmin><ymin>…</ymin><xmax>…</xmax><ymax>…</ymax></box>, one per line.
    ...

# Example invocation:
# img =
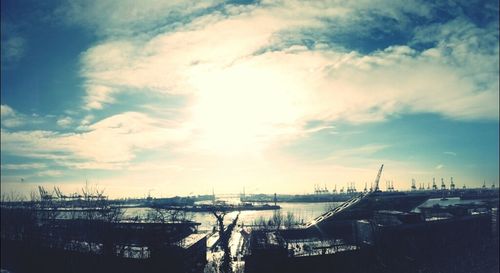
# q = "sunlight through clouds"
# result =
<box><xmin>1</xmin><ymin>0</ymin><xmax>498</xmax><ymax>195</ymax></box>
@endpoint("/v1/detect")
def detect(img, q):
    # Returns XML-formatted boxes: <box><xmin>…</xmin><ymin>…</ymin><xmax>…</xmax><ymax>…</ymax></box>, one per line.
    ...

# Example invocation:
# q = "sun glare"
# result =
<box><xmin>189</xmin><ymin>60</ymin><xmax>303</xmax><ymax>155</ymax></box>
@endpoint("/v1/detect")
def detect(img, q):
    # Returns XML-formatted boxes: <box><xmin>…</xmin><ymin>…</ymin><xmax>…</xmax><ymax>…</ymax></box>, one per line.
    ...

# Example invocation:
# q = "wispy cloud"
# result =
<box><xmin>1</xmin><ymin>20</ymin><xmax>26</xmax><ymax>68</ymax></box>
<box><xmin>324</xmin><ymin>144</ymin><xmax>390</xmax><ymax>162</ymax></box>
<box><xmin>1</xmin><ymin>104</ymin><xmax>57</xmax><ymax>129</ymax></box>
<box><xmin>1</xmin><ymin>104</ymin><xmax>25</xmax><ymax>128</ymax></box>
<box><xmin>1</xmin><ymin>111</ymin><xmax>190</xmax><ymax>170</ymax></box>
<box><xmin>1</xmin><ymin>163</ymin><xmax>47</xmax><ymax>170</ymax></box>
<box><xmin>36</xmin><ymin>170</ymin><xmax>63</xmax><ymax>177</ymax></box>
<box><xmin>57</xmin><ymin>0</ymin><xmax>224</xmax><ymax>37</ymax></box>
<box><xmin>77</xmin><ymin>1</ymin><xmax>498</xmax><ymax>127</ymax></box>
<box><xmin>7</xmin><ymin>0</ymin><xmax>492</xmax><ymax>168</ymax></box>
<box><xmin>1</xmin><ymin>1</ymin><xmax>498</xmax><ymax>194</ymax></box>
<box><xmin>305</xmin><ymin>125</ymin><xmax>335</xmax><ymax>134</ymax></box>
<box><xmin>57</xmin><ymin>116</ymin><xmax>73</xmax><ymax>127</ymax></box>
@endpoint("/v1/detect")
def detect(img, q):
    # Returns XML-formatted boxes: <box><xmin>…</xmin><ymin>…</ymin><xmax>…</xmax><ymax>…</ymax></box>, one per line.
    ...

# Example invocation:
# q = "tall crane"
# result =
<box><xmin>305</xmin><ymin>164</ymin><xmax>384</xmax><ymax>228</ymax></box>
<box><xmin>450</xmin><ymin>177</ymin><xmax>455</xmax><ymax>191</ymax></box>
<box><xmin>373</xmin><ymin>164</ymin><xmax>384</xmax><ymax>192</ymax></box>
<box><xmin>38</xmin><ymin>186</ymin><xmax>53</xmax><ymax>201</ymax></box>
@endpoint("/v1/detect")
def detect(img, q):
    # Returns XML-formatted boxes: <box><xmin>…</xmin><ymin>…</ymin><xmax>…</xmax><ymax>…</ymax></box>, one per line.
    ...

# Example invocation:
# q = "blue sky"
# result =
<box><xmin>1</xmin><ymin>0</ymin><xmax>498</xmax><ymax>197</ymax></box>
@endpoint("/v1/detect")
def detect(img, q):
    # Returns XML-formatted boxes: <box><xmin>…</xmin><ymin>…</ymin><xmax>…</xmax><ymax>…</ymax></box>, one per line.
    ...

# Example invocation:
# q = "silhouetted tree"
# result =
<box><xmin>272</xmin><ymin>209</ymin><xmax>283</xmax><ymax>230</ymax></box>
<box><xmin>284</xmin><ymin>211</ymin><xmax>296</xmax><ymax>229</ymax></box>
<box><xmin>210</xmin><ymin>209</ymin><xmax>240</xmax><ymax>273</ymax></box>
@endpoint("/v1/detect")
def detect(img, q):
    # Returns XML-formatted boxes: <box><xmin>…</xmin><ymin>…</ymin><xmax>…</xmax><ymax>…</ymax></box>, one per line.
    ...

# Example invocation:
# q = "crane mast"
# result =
<box><xmin>373</xmin><ymin>164</ymin><xmax>384</xmax><ymax>192</ymax></box>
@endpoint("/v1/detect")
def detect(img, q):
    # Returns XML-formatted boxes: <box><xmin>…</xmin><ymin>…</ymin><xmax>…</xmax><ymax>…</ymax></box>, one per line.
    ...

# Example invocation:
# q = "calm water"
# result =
<box><xmin>124</xmin><ymin>201</ymin><xmax>342</xmax><ymax>231</ymax></box>
<box><xmin>123</xmin><ymin>197</ymin><xmax>486</xmax><ymax>231</ymax></box>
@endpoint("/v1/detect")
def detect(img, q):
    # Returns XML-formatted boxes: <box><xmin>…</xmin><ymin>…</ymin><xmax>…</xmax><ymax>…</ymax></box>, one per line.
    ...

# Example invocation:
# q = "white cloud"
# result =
<box><xmin>435</xmin><ymin>164</ymin><xmax>444</xmax><ymax>170</ymax></box>
<box><xmin>83</xmin><ymin>85</ymin><xmax>117</xmax><ymax>110</ymax></box>
<box><xmin>62</xmin><ymin>112</ymin><xmax>189</xmax><ymax>163</ymax></box>
<box><xmin>1</xmin><ymin>104</ymin><xmax>25</xmax><ymax>128</ymax></box>
<box><xmin>37</xmin><ymin>170</ymin><xmax>63</xmax><ymax>177</ymax></box>
<box><xmin>77</xmin><ymin>1</ymin><xmax>498</xmax><ymax>122</ymax></box>
<box><xmin>57</xmin><ymin>116</ymin><xmax>73</xmax><ymax>127</ymax></box>
<box><xmin>58</xmin><ymin>0</ymin><xmax>224</xmax><ymax>36</ymax></box>
<box><xmin>305</xmin><ymin>125</ymin><xmax>335</xmax><ymax>134</ymax></box>
<box><xmin>1</xmin><ymin>104</ymin><xmax>53</xmax><ymax>128</ymax></box>
<box><xmin>75</xmin><ymin>114</ymin><xmax>95</xmax><ymax>131</ymax></box>
<box><xmin>3</xmin><ymin>36</ymin><xmax>25</xmax><ymax>57</ymax></box>
<box><xmin>4</xmin><ymin>1</ymin><xmax>498</xmax><ymax>185</ymax></box>
<box><xmin>1</xmin><ymin>163</ymin><xmax>47</xmax><ymax>170</ymax></box>
<box><xmin>324</xmin><ymin>144</ymin><xmax>390</xmax><ymax>162</ymax></box>
<box><xmin>444</xmin><ymin>151</ymin><xmax>457</xmax><ymax>156</ymax></box>
<box><xmin>68</xmin><ymin>1</ymin><xmax>498</xmax><ymax>159</ymax></box>
<box><xmin>1</xmin><ymin>112</ymin><xmax>190</xmax><ymax>169</ymax></box>
<box><xmin>1</xmin><ymin>36</ymin><xmax>25</xmax><ymax>66</ymax></box>
<box><xmin>1</xmin><ymin>105</ymin><xmax>15</xmax><ymax>116</ymax></box>
<box><xmin>0</xmin><ymin>129</ymin><xmax>68</xmax><ymax>159</ymax></box>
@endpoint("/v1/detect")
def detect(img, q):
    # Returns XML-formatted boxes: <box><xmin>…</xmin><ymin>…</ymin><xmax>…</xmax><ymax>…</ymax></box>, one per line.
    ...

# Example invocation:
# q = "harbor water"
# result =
<box><xmin>124</xmin><ymin>201</ymin><xmax>343</xmax><ymax>231</ymax></box>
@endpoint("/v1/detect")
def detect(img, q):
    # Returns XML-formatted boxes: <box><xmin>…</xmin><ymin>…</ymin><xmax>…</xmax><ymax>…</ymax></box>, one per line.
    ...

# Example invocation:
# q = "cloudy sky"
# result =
<box><xmin>1</xmin><ymin>0</ymin><xmax>498</xmax><ymax>197</ymax></box>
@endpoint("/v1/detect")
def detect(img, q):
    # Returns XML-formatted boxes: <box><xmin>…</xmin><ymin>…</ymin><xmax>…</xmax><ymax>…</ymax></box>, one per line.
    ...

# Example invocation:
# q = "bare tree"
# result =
<box><xmin>272</xmin><ymin>209</ymin><xmax>283</xmax><ymax>230</ymax></box>
<box><xmin>1</xmin><ymin>190</ymin><xmax>25</xmax><ymax>205</ymax></box>
<box><xmin>284</xmin><ymin>211</ymin><xmax>296</xmax><ymax>229</ymax></box>
<box><xmin>252</xmin><ymin>215</ymin><xmax>268</xmax><ymax>230</ymax></box>
<box><xmin>146</xmin><ymin>207</ymin><xmax>192</xmax><ymax>223</ymax></box>
<box><xmin>210</xmin><ymin>209</ymin><xmax>240</xmax><ymax>273</ymax></box>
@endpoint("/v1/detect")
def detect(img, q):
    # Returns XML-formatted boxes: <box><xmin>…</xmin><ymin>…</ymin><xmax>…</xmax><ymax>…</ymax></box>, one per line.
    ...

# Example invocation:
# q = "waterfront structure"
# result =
<box><xmin>244</xmin><ymin>165</ymin><xmax>499</xmax><ymax>273</ymax></box>
<box><xmin>1</xmin><ymin>205</ymin><xmax>206</xmax><ymax>273</ymax></box>
<box><xmin>245</xmin><ymin>201</ymin><xmax>498</xmax><ymax>273</ymax></box>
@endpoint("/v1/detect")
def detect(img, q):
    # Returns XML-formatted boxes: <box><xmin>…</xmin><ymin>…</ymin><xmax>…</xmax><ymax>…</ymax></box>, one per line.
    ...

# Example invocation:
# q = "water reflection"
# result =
<box><xmin>123</xmin><ymin>201</ymin><xmax>343</xmax><ymax>231</ymax></box>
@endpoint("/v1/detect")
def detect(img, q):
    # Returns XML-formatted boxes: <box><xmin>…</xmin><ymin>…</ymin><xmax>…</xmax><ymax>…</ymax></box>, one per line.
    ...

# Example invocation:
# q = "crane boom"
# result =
<box><xmin>373</xmin><ymin>164</ymin><xmax>384</xmax><ymax>192</ymax></box>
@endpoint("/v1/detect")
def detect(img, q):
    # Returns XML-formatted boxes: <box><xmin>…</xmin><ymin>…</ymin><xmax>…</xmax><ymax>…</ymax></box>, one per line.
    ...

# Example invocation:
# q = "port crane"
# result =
<box><xmin>38</xmin><ymin>186</ymin><xmax>54</xmax><ymax>201</ymax></box>
<box><xmin>386</xmin><ymin>181</ymin><xmax>394</xmax><ymax>192</ymax></box>
<box><xmin>373</xmin><ymin>164</ymin><xmax>384</xmax><ymax>192</ymax></box>
<box><xmin>305</xmin><ymin>164</ymin><xmax>384</xmax><ymax>228</ymax></box>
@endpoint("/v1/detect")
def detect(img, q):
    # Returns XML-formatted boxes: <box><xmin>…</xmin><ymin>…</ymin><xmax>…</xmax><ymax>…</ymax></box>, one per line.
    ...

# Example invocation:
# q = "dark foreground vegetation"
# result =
<box><xmin>245</xmin><ymin>205</ymin><xmax>499</xmax><ymax>273</ymax></box>
<box><xmin>1</xmin><ymin>187</ymin><xmax>206</xmax><ymax>273</ymax></box>
<box><xmin>1</xmin><ymin>186</ymin><xmax>499</xmax><ymax>273</ymax></box>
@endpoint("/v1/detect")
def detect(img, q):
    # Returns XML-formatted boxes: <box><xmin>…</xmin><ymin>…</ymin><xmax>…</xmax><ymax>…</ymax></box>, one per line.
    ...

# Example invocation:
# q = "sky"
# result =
<box><xmin>1</xmin><ymin>0</ymin><xmax>499</xmax><ymax>198</ymax></box>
